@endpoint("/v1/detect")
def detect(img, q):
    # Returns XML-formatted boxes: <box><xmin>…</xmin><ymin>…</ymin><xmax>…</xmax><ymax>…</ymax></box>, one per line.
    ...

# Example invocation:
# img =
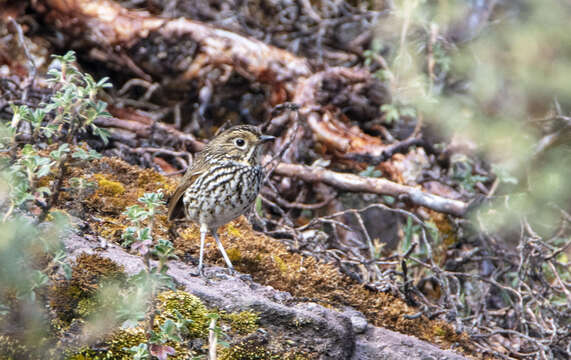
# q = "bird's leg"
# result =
<box><xmin>168</xmin><ymin>222</ymin><xmax>179</xmax><ymax>243</ymax></box>
<box><xmin>211</xmin><ymin>228</ymin><xmax>235</xmax><ymax>275</ymax></box>
<box><xmin>191</xmin><ymin>223</ymin><xmax>208</xmax><ymax>276</ymax></box>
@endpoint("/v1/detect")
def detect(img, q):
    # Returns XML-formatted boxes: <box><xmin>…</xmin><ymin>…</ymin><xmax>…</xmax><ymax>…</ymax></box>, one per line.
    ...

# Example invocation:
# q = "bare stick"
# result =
<box><xmin>273</xmin><ymin>162</ymin><xmax>468</xmax><ymax>217</ymax></box>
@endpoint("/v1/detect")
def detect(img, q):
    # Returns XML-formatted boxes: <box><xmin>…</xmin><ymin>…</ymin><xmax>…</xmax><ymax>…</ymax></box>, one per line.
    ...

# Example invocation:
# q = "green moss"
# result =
<box><xmin>280</xmin><ymin>353</ymin><xmax>312</xmax><ymax>360</ymax></box>
<box><xmin>136</xmin><ymin>169</ymin><xmax>175</xmax><ymax>193</ymax></box>
<box><xmin>68</xmin><ymin>323</ymin><xmax>194</xmax><ymax>360</ymax></box>
<box><xmin>0</xmin><ymin>335</ymin><xmax>30</xmax><ymax>359</ymax></box>
<box><xmin>219</xmin><ymin>336</ymin><xmax>276</xmax><ymax>360</ymax></box>
<box><xmin>49</xmin><ymin>253</ymin><xmax>126</xmax><ymax>323</ymax></box>
<box><xmin>70</xmin><ymin>327</ymin><xmax>147</xmax><ymax>360</ymax></box>
<box><xmin>221</xmin><ymin>311</ymin><xmax>259</xmax><ymax>335</ymax></box>
<box><xmin>155</xmin><ymin>290</ymin><xmax>210</xmax><ymax>338</ymax></box>
<box><xmin>71</xmin><ymin>253</ymin><xmax>126</xmax><ymax>294</ymax></box>
<box><xmin>287</xmin><ymin>355</ymin><xmax>311</xmax><ymax>360</ymax></box>
<box><xmin>49</xmin><ymin>282</ymin><xmax>83</xmax><ymax>323</ymax></box>
<box><xmin>87</xmin><ymin>174</ymin><xmax>129</xmax><ymax>212</ymax></box>
<box><xmin>76</xmin><ymin>297</ymin><xmax>98</xmax><ymax>318</ymax></box>
<box><xmin>432</xmin><ymin>324</ymin><xmax>447</xmax><ymax>337</ymax></box>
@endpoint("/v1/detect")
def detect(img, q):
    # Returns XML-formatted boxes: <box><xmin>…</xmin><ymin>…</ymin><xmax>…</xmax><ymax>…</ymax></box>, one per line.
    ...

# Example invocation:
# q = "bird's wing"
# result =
<box><xmin>167</xmin><ymin>167</ymin><xmax>204</xmax><ymax>221</ymax></box>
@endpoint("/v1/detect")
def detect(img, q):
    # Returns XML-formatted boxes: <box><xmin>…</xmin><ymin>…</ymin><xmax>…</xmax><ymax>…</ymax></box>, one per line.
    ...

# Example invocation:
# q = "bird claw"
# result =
<box><xmin>190</xmin><ymin>267</ymin><xmax>204</xmax><ymax>277</ymax></box>
<box><xmin>211</xmin><ymin>267</ymin><xmax>236</xmax><ymax>280</ymax></box>
<box><xmin>238</xmin><ymin>273</ymin><xmax>252</xmax><ymax>282</ymax></box>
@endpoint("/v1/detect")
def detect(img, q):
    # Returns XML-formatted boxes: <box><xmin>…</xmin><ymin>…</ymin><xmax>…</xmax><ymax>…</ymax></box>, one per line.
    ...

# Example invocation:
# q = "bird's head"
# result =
<box><xmin>202</xmin><ymin>125</ymin><xmax>274</xmax><ymax>166</ymax></box>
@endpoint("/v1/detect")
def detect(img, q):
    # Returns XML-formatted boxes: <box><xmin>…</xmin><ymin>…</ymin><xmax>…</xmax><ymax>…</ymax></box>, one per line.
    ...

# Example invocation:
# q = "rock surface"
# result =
<box><xmin>63</xmin><ymin>233</ymin><xmax>467</xmax><ymax>360</ymax></box>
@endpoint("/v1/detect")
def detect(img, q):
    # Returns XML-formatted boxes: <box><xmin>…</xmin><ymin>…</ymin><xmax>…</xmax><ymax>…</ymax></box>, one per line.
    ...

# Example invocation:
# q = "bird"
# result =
<box><xmin>167</xmin><ymin>125</ymin><xmax>275</xmax><ymax>276</ymax></box>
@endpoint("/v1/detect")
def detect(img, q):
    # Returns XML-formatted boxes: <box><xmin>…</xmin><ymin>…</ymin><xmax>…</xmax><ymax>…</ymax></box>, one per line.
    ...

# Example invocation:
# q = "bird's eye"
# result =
<box><xmin>235</xmin><ymin>138</ymin><xmax>246</xmax><ymax>148</ymax></box>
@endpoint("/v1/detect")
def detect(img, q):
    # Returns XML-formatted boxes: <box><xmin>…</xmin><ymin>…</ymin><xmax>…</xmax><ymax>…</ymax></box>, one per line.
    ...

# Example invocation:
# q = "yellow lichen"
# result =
<box><xmin>226</xmin><ymin>223</ymin><xmax>243</xmax><ymax>238</ymax></box>
<box><xmin>272</xmin><ymin>255</ymin><xmax>288</xmax><ymax>274</ymax></box>
<box><xmin>93</xmin><ymin>174</ymin><xmax>125</xmax><ymax>196</ymax></box>
<box><xmin>226</xmin><ymin>248</ymin><xmax>242</xmax><ymax>263</ymax></box>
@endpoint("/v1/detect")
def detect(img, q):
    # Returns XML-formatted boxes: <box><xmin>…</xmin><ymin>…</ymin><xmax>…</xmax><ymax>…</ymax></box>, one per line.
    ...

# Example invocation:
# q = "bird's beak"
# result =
<box><xmin>259</xmin><ymin>135</ymin><xmax>275</xmax><ymax>143</ymax></box>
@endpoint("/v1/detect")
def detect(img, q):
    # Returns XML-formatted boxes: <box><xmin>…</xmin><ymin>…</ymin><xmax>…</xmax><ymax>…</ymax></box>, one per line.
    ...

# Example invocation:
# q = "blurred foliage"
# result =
<box><xmin>374</xmin><ymin>0</ymin><xmax>571</xmax><ymax>239</ymax></box>
<box><xmin>370</xmin><ymin>1</ymin><xmax>571</xmax><ymax>357</ymax></box>
<box><xmin>0</xmin><ymin>51</ymin><xmax>115</xmax><ymax>357</ymax></box>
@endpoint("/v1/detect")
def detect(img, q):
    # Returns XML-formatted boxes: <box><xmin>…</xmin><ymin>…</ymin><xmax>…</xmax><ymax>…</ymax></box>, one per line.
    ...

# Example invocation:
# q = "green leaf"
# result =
<box><xmin>21</xmin><ymin>144</ymin><xmax>36</xmax><ymax>157</ymax></box>
<box><xmin>381</xmin><ymin>104</ymin><xmax>400</xmax><ymax>123</ymax></box>
<box><xmin>62</xmin><ymin>263</ymin><xmax>72</xmax><ymax>280</ymax></box>
<box><xmin>31</xmin><ymin>270</ymin><xmax>49</xmax><ymax>290</ymax></box>
<box><xmin>91</xmin><ymin>124</ymin><xmax>110</xmax><ymax>145</ymax></box>
<box><xmin>359</xmin><ymin>165</ymin><xmax>382</xmax><ymax>178</ymax></box>
<box><xmin>138</xmin><ymin>227</ymin><xmax>152</xmax><ymax>242</ymax></box>
<box><xmin>72</xmin><ymin>147</ymin><xmax>102</xmax><ymax>161</ymax></box>
<box><xmin>255</xmin><ymin>196</ymin><xmax>263</xmax><ymax>217</ymax></box>
<box><xmin>36</xmin><ymin>163</ymin><xmax>54</xmax><ymax>178</ymax></box>
<box><xmin>121</xmin><ymin>226</ymin><xmax>138</xmax><ymax>246</ymax></box>
<box><xmin>123</xmin><ymin>205</ymin><xmax>148</xmax><ymax>222</ymax></box>
<box><xmin>50</xmin><ymin>143</ymin><xmax>70</xmax><ymax>160</ymax></box>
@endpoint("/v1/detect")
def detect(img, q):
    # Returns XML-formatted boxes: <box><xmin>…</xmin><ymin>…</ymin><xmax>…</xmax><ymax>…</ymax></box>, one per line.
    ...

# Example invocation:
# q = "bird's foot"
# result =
<box><xmin>238</xmin><ymin>273</ymin><xmax>252</xmax><ymax>282</ymax></box>
<box><xmin>190</xmin><ymin>266</ymin><xmax>204</xmax><ymax>277</ymax></box>
<box><xmin>213</xmin><ymin>267</ymin><xmax>236</xmax><ymax>280</ymax></box>
<box><xmin>227</xmin><ymin>267</ymin><xmax>236</xmax><ymax>276</ymax></box>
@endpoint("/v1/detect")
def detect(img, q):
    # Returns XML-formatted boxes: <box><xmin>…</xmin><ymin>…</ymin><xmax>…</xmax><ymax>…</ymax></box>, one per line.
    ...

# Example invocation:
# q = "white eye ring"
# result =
<box><xmin>235</xmin><ymin>138</ymin><xmax>246</xmax><ymax>148</ymax></box>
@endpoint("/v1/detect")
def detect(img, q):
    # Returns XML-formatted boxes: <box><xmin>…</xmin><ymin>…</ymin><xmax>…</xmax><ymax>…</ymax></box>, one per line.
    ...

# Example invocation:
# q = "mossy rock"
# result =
<box><xmin>49</xmin><ymin>253</ymin><xmax>126</xmax><ymax>323</ymax></box>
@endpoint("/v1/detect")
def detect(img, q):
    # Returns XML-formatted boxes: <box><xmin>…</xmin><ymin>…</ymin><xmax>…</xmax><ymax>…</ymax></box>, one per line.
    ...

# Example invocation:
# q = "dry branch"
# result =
<box><xmin>273</xmin><ymin>162</ymin><xmax>468</xmax><ymax>217</ymax></box>
<box><xmin>37</xmin><ymin>0</ymin><xmax>311</xmax><ymax>92</ymax></box>
<box><xmin>295</xmin><ymin>68</ymin><xmax>392</xmax><ymax>158</ymax></box>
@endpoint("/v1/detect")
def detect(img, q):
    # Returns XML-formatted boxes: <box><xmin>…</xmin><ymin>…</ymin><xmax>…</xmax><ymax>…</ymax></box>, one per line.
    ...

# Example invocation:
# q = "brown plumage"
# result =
<box><xmin>168</xmin><ymin>125</ymin><xmax>274</xmax><ymax>275</ymax></box>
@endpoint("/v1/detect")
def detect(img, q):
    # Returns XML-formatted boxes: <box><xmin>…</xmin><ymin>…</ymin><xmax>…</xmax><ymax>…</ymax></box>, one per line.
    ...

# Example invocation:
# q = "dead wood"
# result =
<box><xmin>95</xmin><ymin>106</ymin><xmax>204</xmax><ymax>153</ymax></box>
<box><xmin>35</xmin><ymin>0</ymin><xmax>396</xmax><ymax>160</ymax></box>
<box><xmin>273</xmin><ymin>162</ymin><xmax>468</xmax><ymax>217</ymax></box>
<box><xmin>35</xmin><ymin>0</ymin><xmax>311</xmax><ymax>92</ymax></box>
<box><xmin>294</xmin><ymin>67</ymin><xmax>392</xmax><ymax>159</ymax></box>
